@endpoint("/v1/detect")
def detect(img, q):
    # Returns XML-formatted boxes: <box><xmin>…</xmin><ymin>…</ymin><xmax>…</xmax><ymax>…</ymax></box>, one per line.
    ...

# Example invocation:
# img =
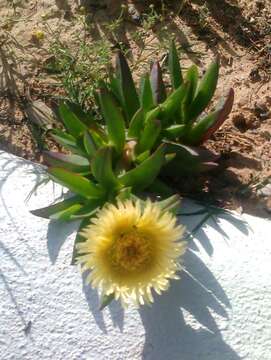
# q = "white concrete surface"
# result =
<box><xmin>0</xmin><ymin>150</ymin><xmax>271</xmax><ymax>360</ymax></box>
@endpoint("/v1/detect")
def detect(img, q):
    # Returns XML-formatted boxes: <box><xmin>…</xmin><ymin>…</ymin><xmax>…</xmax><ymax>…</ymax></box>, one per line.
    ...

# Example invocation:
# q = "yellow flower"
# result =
<box><xmin>77</xmin><ymin>199</ymin><xmax>186</xmax><ymax>307</ymax></box>
<box><xmin>32</xmin><ymin>30</ymin><xmax>45</xmax><ymax>41</ymax></box>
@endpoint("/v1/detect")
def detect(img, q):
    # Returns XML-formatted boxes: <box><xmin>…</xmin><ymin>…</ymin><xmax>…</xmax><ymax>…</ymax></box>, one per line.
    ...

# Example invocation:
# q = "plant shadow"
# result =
<box><xmin>139</xmin><ymin>249</ymin><xmax>240</xmax><ymax>360</ymax></box>
<box><xmin>82</xmin><ymin>274</ymin><xmax>125</xmax><ymax>333</ymax></box>
<box><xmin>81</xmin><ymin>0</ymin><xmax>244</xmax><ymax>68</ymax></box>
<box><xmin>79</xmin><ymin>0</ymin><xmax>203</xmax><ymax>66</ymax></box>
<box><xmin>79</xmin><ymin>202</ymin><xmax>251</xmax><ymax>358</ymax></box>
<box><xmin>185</xmin><ymin>0</ymin><xmax>262</xmax><ymax>48</ymax></box>
<box><xmin>46</xmin><ymin>219</ymin><xmax>77</xmax><ymax>264</ymax></box>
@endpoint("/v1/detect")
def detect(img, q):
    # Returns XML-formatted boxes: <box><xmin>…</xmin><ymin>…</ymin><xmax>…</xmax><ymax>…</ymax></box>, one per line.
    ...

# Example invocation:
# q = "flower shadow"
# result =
<box><xmin>139</xmin><ymin>249</ymin><xmax>240</xmax><ymax>360</ymax></box>
<box><xmin>46</xmin><ymin>219</ymin><xmax>77</xmax><ymax>264</ymax></box>
<box><xmin>82</xmin><ymin>274</ymin><xmax>125</xmax><ymax>333</ymax></box>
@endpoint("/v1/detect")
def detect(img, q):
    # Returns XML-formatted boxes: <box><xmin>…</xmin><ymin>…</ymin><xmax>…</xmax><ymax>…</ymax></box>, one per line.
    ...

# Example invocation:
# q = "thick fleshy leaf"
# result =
<box><xmin>181</xmin><ymin>65</ymin><xmax>199</xmax><ymax>123</ymax></box>
<box><xmin>139</xmin><ymin>74</ymin><xmax>154</xmax><ymax>111</ymax></box>
<box><xmin>50</xmin><ymin>129</ymin><xmax>82</xmax><ymax>154</ymax></box>
<box><xmin>70</xmin><ymin>198</ymin><xmax>104</xmax><ymax>219</ymax></box>
<box><xmin>43</xmin><ymin>151</ymin><xmax>90</xmax><ymax>174</ymax></box>
<box><xmin>30</xmin><ymin>196</ymin><xmax>82</xmax><ymax>220</ymax></box>
<box><xmin>163</xmin><ymin>124</ymin><xmax>186</xmax><ymax>140</ymax></box>
<box><xmin>145</xmin><ymin>106</ymin><xmax>161</xmax><ymax>124</ymax></box>
<box><xmin>136</xmin><ymin>119</ymin><xmax>161</xmax><ymax>154</ymax></box>
<box><xmin>199</xmin><ymin>88</ymin><xmax>234</xmax><ymax>143</ymax></box>
<box><xmin>150</xmin><ymin>61</ymin><xmax>166</xmax><ymax>104</ymax></box>
<box><xmin>119</xmin><ymin>145</ymin><xmax>166</xmax><ymax>191</ymax></box>
<box><xmin>65</xmin><ymin>102</ymin><xmax>97</xmax><ymax>129</ymax></box>
<box><xmin>98</xmin><ymin>88</ymin><xmax>125</xmax><ymax>154</ymax></box>
<box><xmin>117</xmin><ymin>187</ymin><xmax>132</xmax><ymax>201</ymax></box>
<box><xmin>109</xmin><ymin>74</ymin><xmax>122</xmax><ymax>103</ymax></box>
<box><xmin>161</xmin><ymin>82</ymin><xmax>189</xmax><ymax>122</ymax></box>
<box><xmin>99</xmin><ymin>293</ymin><xmax>114</xmax><ymax>310</ymax></box>
<box><xmin>115</xmin><ymin>51</ymin><xmax>140</xmax><ymax>121</ymax></box>
<box><xmin>48</xmin><ymin>168</ymin><xmax>104</xmax><ymax>199</ymax></box>
<box><xmin>148</xmin><ymin>178</ymin><xmax>174</xmax><ymax>197</ymax></box>
<box><xmin>128</xmin><ymin>108</ymin><xmax>145</xmax><ymax>139</ymax></box>
<box><xmin>165</xmin><ymin>153</ymin><xmax>176</xmax><ymax>163</ymax></box>
<box><xmin>158</xmin><ymin>194</ymin><xmax>181</xmax><ymax>213</ymax></box>
<box><xmin>163</xmin><ymin>142</ymin><xmax>217</xmax><ymax>175</ymax></box>
<box><xmin>168</xmin><ymin>41</ymin><xmax>183</xmax><ymax>89</ymax></box>
<box><xmin>57</xmin><ymin>102</ymin><xmax>87</xmax><ymax>138</ymax></box>
<box><xmin>91</xmin><ymin>146</ymin><xmax>120</xmax><ymax>190</ymax></box>
<box><xmin>185</xmin><ymin>65</ymin><xmax>199</xmax><ymax>102</ymax></box>
<box><xmin>83</xmin><ymin>131</ymin><xmax>98</xmax><ymax>157</ymax></box>
<box><xmin>49</xmin><ymin>203</ymin><xmax>83</xmax><ymax>220</ymax></box>
<box><xmin>135</xmin><ymin>150</ymin><xmax>150</xmax><ymax>163</ymax></box>
<box><xmin>188</xmin><ymin>59</ymin><xmax>219</xmax><ymax>121</ymax></box>
<box><xmin>185</xmin><ymin>88</ymin><xmax>234</xmax><ymax>145</ymax></box>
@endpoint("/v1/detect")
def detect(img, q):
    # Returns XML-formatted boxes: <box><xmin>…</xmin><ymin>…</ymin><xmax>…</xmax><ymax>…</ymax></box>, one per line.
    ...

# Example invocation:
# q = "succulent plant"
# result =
<box><xmin>107</xmin><ymin>40</ymin><xmax>234</xmax><ymax>176</ymax></box>
<box><xmin>31</xmin><ymin>41</ymin><xmax>234</xmax><ymax>262</ymax></box>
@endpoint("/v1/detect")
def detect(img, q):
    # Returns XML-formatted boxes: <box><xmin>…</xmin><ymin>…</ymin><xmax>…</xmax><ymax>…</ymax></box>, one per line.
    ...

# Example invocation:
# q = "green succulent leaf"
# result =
<box><xmin>58</xmin><ymin>102</ymin><xmax>87</xmax><ymax>138</ymax></box>
<box><xmin>109</xmin><ymin>74</ymin><xmax>123</xmax><ymax>105</ymax></box>
<box><xmin>48</xmin><ymin>167</ymin><xmax>104</xmax><ymax>199</ymax></box>
<box><xmin>98</xmin><ymin>88</ymin><xmax>126</xmax><ymax>154</ymax></box>
<box><xmin>158</xmin><ymin>194</ymin><xmax>181</xmax><ymax>213</ymax></box>
<box><xmin>150</xmin><ymin>61</ymin><xmax>167</xmax><ymax>104</ymax></box>
<box><xmin>119</xmin><ymin>145</ymin><xmax>166</xmax><ymax>191</ymax></box>
<box><xmin>185</xmin><ymin>65</ymin><xmax>199</xmax><ymax>102</ymax></box>
<box><xmin>128</xmin><ymin>108</ymin><xmax>145</xmax><ymax>139</ymax></box>
<box><xmin>163</xmin><ymin>142</ymin><xmax>218</xmax><ymax>176</ymax></box>
<box><xmin>148</xmin><ymin>178</ymin><xmax>174</xmax><ymax>197</ymax></box>
<box><xmin>181</xmin><ymin>65</ymin><xmax>199</xmax><ymax>122</ymax></box>
<box><xmin>185</xmin><ymin>88</ymin><xmax>234</xmax><ymax>145</ymax></box>
<box><xmin>83</xmin><ymin>131</ymin><xmax>98</xmax><ymax>157</ymax></box>
<box><xmin>139</xmin><ymin>74</ymin><xmax>154</xmax><ymax>111</ymax></box>
<box><xmin>135</xmin><ymin>150</ymin><xmax>150</xmax><ymax>163</ymax></box>
<box><xmin>70</xmin><ymin>198</ymin><xmax>104</xmax><ymax>219</ymax></box>
<box><xmin>145</xmin><ymin>106</ymin><xmax>161</xmax><ymax>124</ymax></box>
<box><xmin>116</xmin><ymin>51</ymin><xmax>140</xmax><ymax>121</ymax></box>
<box><xmin>49</xmin><ymin>203</ymin><xmax>83</xmax><ymax>220</ymax></box>
<box><xmin>188</xmin><ymin>59</ymin><xmax>219</xmax><ymax>122</ymax></box>
<box><xmin>50</xmin><ymin>129</ymin><xmax>83</xmax><ymax>154</ymax></box>
<box><xmin>136</xmin><ymin>118</ymin><xmax>161</xmax><ymax>154</ymax></box>
<box><xmin>168</xmin><ymin>41</ymin><xmax>183</xmax><ymax>90</ymax></box>
<box><xmin>43</xmin><ymin>151</ymin><xmax>90</xmax><ymax>174</ymax></box>
<box><xmin>161</xmin><ymin>81</ymin><xmax>189</xmax><ymax>122</ymax></box>
<box><xmin>199</xmin><ymin>88</ymin><xmax>234</xmax><ymax>143</ymax></box>
<box><xmin>117</xmin><ymin>187</ymin><xmax>132</xmax><ymax>201</ymax></box>
<box><xmin>64</xmin><ymin>102</ymin><xmax>97</xmax><ymax>129</ymax></box>
<box><xmin>163</xmin><ymin>124</ymin><xmax>186</xmax><ymax>140</ymax></box>
<box><xmin>99</xmin><ymin>293</ymin><xmax>114</xmax><ymax>310</ymax></box>
<box><xmin>165</xmin><ymin>153</ymin><xmax>176</xmax><ymax>163</ymax></box>
<box><xmin>30</xmin><ymin>195</ymin><xmax>83</xmax><ymax>220</ymax></box>
<box><xmin>91</xmin><ymin>146</ymin><xmax>120</xmax><ymax>190</ymax></box>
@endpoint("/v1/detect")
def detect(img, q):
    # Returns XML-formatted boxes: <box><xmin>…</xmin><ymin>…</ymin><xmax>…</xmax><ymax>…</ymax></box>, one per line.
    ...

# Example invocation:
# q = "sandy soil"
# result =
<box><xmin>0</xmin><ymin>0</ymin><xmax>270</xmax><ymax>216</ymax></box>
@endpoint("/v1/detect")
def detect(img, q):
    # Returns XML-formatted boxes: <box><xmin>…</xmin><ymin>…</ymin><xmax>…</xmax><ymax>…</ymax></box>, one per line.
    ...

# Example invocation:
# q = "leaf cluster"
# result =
<box><xmin>31</xmin><ymin>41</ymin><xmax>234</xmax><ymax>263</ymax></box>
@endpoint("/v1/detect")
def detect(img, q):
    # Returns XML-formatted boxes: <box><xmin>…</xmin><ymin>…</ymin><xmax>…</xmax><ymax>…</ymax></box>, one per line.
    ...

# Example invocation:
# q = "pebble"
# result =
<box><xmin>257</xmin><ymin>184</ymin><xmax>271</xmax><ymax>197</ymax></box>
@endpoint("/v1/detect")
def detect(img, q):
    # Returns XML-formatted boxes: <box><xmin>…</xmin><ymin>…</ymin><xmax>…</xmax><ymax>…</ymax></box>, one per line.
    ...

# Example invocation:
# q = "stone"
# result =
<box><xmin>257</xmin><ymin>184</ymin><xmax>271</xmax><ymax>197</ymax></box>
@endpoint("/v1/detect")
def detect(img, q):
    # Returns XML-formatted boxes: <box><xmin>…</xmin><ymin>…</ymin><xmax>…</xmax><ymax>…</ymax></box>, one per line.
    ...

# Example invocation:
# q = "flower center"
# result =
<box><xmin>111</xmin><ymin>230</ymin><xmax>151</xmax><ymax>271</ymax></box>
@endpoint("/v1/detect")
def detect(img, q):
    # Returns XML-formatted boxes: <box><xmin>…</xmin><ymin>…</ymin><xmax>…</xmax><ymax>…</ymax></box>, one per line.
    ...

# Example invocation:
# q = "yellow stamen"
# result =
<box><xmin>110</xmin><ymin>230</ymin><xmax>151</xmax><ymax>271</ymax></box>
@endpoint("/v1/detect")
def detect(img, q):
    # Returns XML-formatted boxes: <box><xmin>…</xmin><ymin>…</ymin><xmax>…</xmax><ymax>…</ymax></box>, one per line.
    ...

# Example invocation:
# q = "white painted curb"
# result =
<box><xmin>0</xmin><ymin>151</ymin><xmax>271</xmax><ymax>360</ymax></box>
